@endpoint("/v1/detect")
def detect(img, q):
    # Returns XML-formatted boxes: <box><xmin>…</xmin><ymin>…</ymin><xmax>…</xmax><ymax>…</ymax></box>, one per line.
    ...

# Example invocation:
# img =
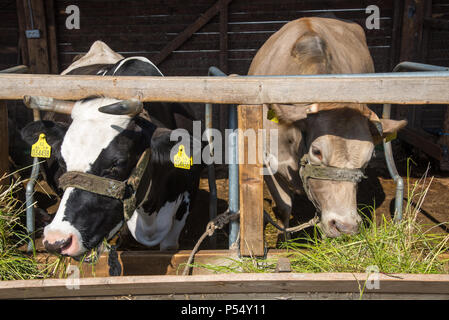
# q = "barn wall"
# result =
<box><xmin>54</xmin><ymin>0</ymin><xmax>397</xmax><ymax>76</ymax></box>
<box><xmin>420</xmin><ymin>0</ymin><xmax>449</xmax><ymax>132</ymax></box>
<box><xmin>0</xmin><ymin>0</ymin><xmax>19</xmax><ymax>70</ymax></box>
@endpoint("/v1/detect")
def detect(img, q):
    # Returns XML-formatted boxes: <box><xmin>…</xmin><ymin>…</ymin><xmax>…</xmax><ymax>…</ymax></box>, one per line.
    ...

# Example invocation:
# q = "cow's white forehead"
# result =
<box><xmin>61</xmin><ymin>98</ymin><xmax>132</xmax><ymax>172</ymax></box>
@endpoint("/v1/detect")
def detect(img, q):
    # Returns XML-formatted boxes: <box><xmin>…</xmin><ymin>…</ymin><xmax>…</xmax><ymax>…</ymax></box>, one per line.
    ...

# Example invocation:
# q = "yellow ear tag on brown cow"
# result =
<box><xmin>384</xmin><ymin>132</ymin><xmax>397</xmax><ymax>143</ymax></box>
<box><xmin>267</xmin><ymin>109</ymin><xmax>279</xmax><ymax>123</ymax></box>
<box><xmin>31</xmin><ymin>133</ymin><xmax>51</xmax><ymax>158</ymax></box>
<box><xmin>173</xmin><ymin>145</ymin><xmax>192</xmax><ymax>170</ymax></box>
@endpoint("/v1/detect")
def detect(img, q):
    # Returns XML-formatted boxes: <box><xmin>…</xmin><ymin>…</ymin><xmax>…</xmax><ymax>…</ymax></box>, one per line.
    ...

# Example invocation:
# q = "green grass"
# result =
<box><xmin>190</xmin><ymin>160</ymin><xmax>449</xmax><ymax>275</ymax></box>
<box><xmin>0</xmin><ymin>175</ymin><xmax>47</xmax><ymax>280</ymax></box>
<box><xmin>0</xmin><ymin>173</ymin><xmax>72</xmax><ymax>281</ymax></box>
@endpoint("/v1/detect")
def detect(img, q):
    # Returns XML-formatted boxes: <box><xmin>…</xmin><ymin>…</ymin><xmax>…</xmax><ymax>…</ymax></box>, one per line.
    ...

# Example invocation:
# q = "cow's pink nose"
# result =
<box><xmin>43</xmin><ymin>232</ymin><xmax>80</xmax><ymax>256</ymax></box>
<box><xmin>329</xmin><ymin>219</ymin><xmax>359</xmax><ymax>235</ymax></box>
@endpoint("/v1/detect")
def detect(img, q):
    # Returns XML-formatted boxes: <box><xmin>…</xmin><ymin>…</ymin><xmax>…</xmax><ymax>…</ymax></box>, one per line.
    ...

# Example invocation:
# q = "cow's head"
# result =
<box><xmin>22</xmin><ymin>97</ymin><xmax>152</xmax><ymax>258</ymax></box>
<box><xmin>270</xmin><ymin>102</ymin><xmax>407</xmax><ymax>237</ymax></box>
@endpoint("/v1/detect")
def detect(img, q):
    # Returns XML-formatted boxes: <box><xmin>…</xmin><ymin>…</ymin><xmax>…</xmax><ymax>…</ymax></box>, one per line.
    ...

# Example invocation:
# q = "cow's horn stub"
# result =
<box><xmin>98</xmin><ymin>99</ymin><xmax>143</xmax><ymax>116</ymax></box>
<box><xmin>23</xmin><ymin>95</ymin><xmax>75</xmax><ymax>114</ymax></box>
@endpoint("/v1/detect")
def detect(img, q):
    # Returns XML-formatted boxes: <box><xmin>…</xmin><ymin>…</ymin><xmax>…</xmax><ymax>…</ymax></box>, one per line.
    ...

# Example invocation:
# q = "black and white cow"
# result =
<box><xmin>21</xmin><ymin>42</ymin><xmax>203</xmax><ymax>258</ymax></box>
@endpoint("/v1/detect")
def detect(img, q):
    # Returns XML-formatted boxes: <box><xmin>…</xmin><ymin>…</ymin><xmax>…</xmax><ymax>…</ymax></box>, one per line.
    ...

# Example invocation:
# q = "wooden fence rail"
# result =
<box><xmin>2</xmin><ymin>72</ymin><xmax>449</xmax><ymax>256</ymax></box>
<box><xmin>1</xmin><ymin>72</ymin><xmax>449</xmax><ymax>104</ymax></box>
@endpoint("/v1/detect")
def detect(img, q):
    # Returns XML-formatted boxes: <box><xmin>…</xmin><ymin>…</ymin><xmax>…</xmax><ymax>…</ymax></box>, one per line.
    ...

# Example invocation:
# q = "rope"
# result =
<box><xmin>263</xmin><ymin>210</ymin><xmax>319</xmax><ymax>233</ymax></box>
<box><xmin>182</xmin><ymin>209</ymin><xmax>239</xmax><ymax>276</ymax></box>
<box><xmin>182</xmin><ymin>207</ymin><xmax>319</xmax><ymax>276</ymax></box>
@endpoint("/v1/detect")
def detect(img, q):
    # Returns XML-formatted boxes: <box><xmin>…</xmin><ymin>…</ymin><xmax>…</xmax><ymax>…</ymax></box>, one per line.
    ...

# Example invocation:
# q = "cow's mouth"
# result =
<box><xmin>70</xmin><ymin>241</ymin><xmax>105</xmax><ymax>263</ymax></box>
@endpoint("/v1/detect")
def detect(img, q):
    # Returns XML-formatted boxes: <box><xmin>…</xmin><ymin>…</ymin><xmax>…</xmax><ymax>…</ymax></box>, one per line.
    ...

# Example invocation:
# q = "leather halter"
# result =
<box><xmin>58</xmin><ymin>148</ymin><xmax>152</xmax><ymax>221</ymax></box>
<box><xmin>299</xmin><ymin>154</ymin><xmax>367</xmax><ymax>211</ymax></box>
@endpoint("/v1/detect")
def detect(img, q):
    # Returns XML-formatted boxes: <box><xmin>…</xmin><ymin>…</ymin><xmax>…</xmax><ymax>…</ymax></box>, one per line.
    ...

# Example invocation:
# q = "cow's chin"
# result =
<box><xmin>70</xmin><ymin>241</ymin><xmax>106</xmax><ymax>263</ymax></box>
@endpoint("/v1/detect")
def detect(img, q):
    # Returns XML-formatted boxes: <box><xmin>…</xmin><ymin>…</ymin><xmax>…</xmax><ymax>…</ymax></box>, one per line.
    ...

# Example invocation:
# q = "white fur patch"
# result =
<box><xmin>112</xmin><ymin>56</ymin><xmax>164</xmax><ymax>76</ymax></box>
<box><xmin>61</xmin><ymin>98</ymin><xmax>132</xmax><ymax>172</ymax></box>
<box><xmin>127</xmin><ymin>192</ymin><xmax>189</xmax><ymax>248</ymax></box>
<box><xmin>160</xmin><ymin>193</ymin><xmax>190</xmax><ymax>251</ymax></box>
<box><xmin>43</xmin><ymin>187</ymin><xmax>87</xmax><ymax>255</ymax></box>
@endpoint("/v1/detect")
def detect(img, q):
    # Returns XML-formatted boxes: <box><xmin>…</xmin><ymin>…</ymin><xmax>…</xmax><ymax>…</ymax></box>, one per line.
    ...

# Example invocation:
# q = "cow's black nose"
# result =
<box><xmin>43</xmin><ymin>236</ymin><xmax>72</xmax><ymax>254</ymax></box>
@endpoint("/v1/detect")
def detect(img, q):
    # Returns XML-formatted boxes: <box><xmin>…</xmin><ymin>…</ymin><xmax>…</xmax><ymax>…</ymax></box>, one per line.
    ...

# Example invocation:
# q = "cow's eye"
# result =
<box><xmin>311</xmin><ymin>146</ymin><xmax>322</xmax><ymax>160</ymax></box>
<box><xmin>113</xmin><ymin>159</ymin><xmax>127</xmax><ymax>168</ymax></box>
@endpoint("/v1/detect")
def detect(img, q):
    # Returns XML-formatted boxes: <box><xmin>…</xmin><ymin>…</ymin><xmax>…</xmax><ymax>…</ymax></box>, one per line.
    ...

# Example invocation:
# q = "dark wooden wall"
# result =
<box><xmin>0</xmin><ymin>1</ymin><xmax>19</xmax><ymax>70</ymax></box>
<box><xmin>2</xmin><ymin>0</ymin><xmax>449</xmax><ymax>167</ymax></box>
<box><xmin>54</xmin><ymin>0</ymin><xmax>398</xmax><ymax>75</ymax></box>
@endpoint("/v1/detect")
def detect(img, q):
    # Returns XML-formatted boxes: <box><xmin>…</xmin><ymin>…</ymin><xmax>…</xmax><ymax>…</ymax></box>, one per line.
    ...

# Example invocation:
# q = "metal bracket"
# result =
<box><xmin>25</xmin><ymin>29</ymin><xmax>41</xmax><ymax>39</ymax></box>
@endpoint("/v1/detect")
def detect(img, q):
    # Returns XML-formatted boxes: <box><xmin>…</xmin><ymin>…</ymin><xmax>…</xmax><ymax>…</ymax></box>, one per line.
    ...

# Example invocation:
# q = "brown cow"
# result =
<box><xmin>249</xmin><ymin>17</ymin><xmax>407</xmax><ymax>238</ymax></box>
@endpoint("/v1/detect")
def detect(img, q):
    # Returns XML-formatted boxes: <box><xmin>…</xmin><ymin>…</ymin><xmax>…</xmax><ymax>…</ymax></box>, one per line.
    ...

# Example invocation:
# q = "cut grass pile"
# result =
<box><xmin>0</xmin><ymin>174</ymin><xmax>67</xmax><ymax>280</ymax></box>
<box><xmin>0</xmin><ymin>175</ymin><xmax>45</xmax><ymax>280</ymax></box>
<box><xmin>189</xmin><ymin>162</ymin><xmax>449</xmax><ymax>275</ymax></box>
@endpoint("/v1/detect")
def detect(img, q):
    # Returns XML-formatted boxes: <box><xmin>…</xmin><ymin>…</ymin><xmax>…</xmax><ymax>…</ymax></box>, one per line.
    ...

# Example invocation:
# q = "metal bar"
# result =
<box><xmin>392</xmin><ymin>61</ymin><xmax>449</xmax><ymax>72</ymax></box>
<box><xmin>228</xmin><ymin>104</ymin><xmax>239</xmax><ymax>248</ymax></box>
<box><xmin>205</xmin><ymin>67</ymin><xmax>226</xmax><ymax>248</ymax></box>
<box><xmin>206</xmin><ymin>66</ymin><xmax>239</xmax><ymax>249</ymax></box>
<box><xmin>26</xmin><ymin>157</ymin><xmax>40</xmax><ymax>253</ymax></box>
<box><xmin>0</xmin><ymin>65</ymin><xmax>29</xmax><ymax>74</ymax></box>
<box><xmin>383</xmin><ymin>61</ymin><xmax>449</xmax><ymax>220</ymax></box>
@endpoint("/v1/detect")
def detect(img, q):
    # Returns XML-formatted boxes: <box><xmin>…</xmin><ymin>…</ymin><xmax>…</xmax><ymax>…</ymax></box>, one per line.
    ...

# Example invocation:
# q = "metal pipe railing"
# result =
<box><xmin>0</xmin><ymin>65</ymin><xmax>38</xmax><ymax>253</ymax></box>
<box><xmin>204</xmin><ymin>67</ymin><xmax>225</xmax><ymax>248</ymax></box>
<box><xmin>382</xmin><ymin>61</ymin><xmax>449</xmax><ymax>221</ymax></box>
<box><xmin>205</xmin><ymin>66</ymin><xmax>239</xmax><ymax>248</ymax></box>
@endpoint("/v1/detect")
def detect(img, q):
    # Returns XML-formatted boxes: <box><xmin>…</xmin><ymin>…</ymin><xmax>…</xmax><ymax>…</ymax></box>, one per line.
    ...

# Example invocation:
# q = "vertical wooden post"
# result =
<box><xmin>219</xmin><ymin>0</ymin><xmax>229</xmax><ymax>74</ymax></box>
<box><xmin>389</xmin><ymin>0</ymin><xmax>405</xmax><ymax>70</ymax></box>
<box><xmin>398</xmin><ymin>0</ymin><xmax>426</xmax><ymax>128</ymax></box>
<box><xmin>0</xmin><ymin>102</ymin><xmax>9</xmax><ymax>185</ymax></box>
<box><xmin>238</xmin><ymin>104</ymin><xmax>264</xmax><ymax>257</ymax></box>
<box><xmin>219</xmin><ymin>0</ymin><xmax>230</xmax><ymax>139</ymax></box>
<box><xmin>20</xmin><ymin>0</ymin><xmax>50</xmax><ymax>74</ymax></box>
<box><xmin>400</xmin><ymin>0</ymin><xmax>425</xmax><ymax>62</ymax></box>
<box><xmin>44</xmin><ymin>0</ymin><xmax>59</xmax><ymax>74</ymax></box>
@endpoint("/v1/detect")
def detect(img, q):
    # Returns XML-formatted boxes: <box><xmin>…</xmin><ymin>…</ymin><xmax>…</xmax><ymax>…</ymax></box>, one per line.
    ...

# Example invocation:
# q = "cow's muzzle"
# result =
<box><xmin>299</xmin><ymin>154</ymin><xmax>367</xmax><ymax>211</ymax></box>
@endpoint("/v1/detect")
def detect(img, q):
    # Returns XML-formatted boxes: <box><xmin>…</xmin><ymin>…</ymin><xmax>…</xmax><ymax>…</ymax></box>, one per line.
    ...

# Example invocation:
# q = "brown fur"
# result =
<box><xmin>249</xmin><ymin>17</ymin><xmax>407</xmax><ymax>238</ymax></box>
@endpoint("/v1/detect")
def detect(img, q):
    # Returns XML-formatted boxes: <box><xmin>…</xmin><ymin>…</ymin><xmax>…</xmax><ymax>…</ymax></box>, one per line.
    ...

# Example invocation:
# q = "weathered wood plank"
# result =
<box><xmin>1</xmin><ymin>73</ymin><xmax>449</xmax><ymax>104</ymax></box>
<box><xmin>152</xmin><ymin>0</ymin><xmax>232</xmax><ymax>65</ymax></box>
<box><xmin>400</xmin><ymin>0</ymin><xmax>426</xmax><ymax>62</ymax></box>
<box><xmin>21</xmin><ymin>0</ymin><xmax>50</xmax><ymax>74</ymax></box>
<box><xmin>238</xmin><ymin>104</ymin><xmax>264</xmax><ymax>257</ymax></box>
<box><xmin>44</xmin><ymin>0</ymin><xmax>59</xmax><ymax>74</ymax></box>
<box><xmin>1</xmin><ymin>272</ymin><xmax>449</xmax><ymax>299</ymax></box>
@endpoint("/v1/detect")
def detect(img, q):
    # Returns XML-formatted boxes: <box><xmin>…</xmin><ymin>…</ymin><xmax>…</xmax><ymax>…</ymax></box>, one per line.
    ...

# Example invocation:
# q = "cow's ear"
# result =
<box><xmin>21</xmin><ymin>120</ymin><xmax>69</xmax><ymax>161</ymax></box>
<box><xmin>270</xmin><ymin>103</ymin><xmax>319</xmax><ymax>124</ymax></box>
<box><xmin>370</xmin><ymin>118</ymin><xmax>408</xmax><ymax>145</ymax></box>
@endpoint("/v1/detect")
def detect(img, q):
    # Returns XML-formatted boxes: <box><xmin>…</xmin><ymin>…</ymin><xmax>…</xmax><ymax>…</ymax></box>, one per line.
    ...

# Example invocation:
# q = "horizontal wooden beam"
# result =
<box><xmin>1</xmin><ymin>272</ymin><xmax>449</xmax><ymax>299</ymax></box>
<box><xmin>424</xmin><ymin>17</ymin><xmax>449</xmax><ymax>31</ymax></box>
<box><xmin>398</xmin><ymin>128</ymin><xmax>443</xmax><ymax>160</ymax></box>
<box><xmin>1</xmin><ymin>73</ymin><xmax>449</xmax><ymax>105</ymax></box>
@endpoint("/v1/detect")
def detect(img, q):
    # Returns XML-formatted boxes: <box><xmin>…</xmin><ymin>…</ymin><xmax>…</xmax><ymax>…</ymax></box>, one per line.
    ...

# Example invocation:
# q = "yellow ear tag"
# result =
<box><xmin>384</xmin><ymin>132</ymin><xmax>397</xmax><ymax>143</ymax></box>
<box><xmin>173</xmin><ymin>145</ymin><xmax>192</xmax><ymax>170</ymax></box>
<box><xmin>31</xmin><ymin>133</ymin><xmax>51</xmax><ymax>158</ymax></box>
<box><xmin>267</xmin><ymin>109</ymin><xmax>279</xmax><ymax>123</ymax></box>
